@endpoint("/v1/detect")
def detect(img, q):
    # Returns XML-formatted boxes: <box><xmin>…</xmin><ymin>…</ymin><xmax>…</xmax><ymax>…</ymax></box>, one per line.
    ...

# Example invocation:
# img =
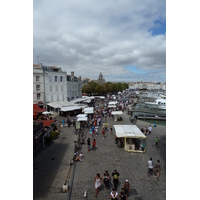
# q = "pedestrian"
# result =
<box><xmin>89</xmin><ymin>128</ymin><xmax>93</xmax><ymax>137</ymax></box>
<box><xmin>93</xmin><ymin>173</ymin><xmax>103</xmax><ymax>197</ymax></box>
<box><xmin>95</xmin><ymin>126</ymin><xmax>98</xmax><ymax>136</ymax></box>
<box><xmin>110</xmin><ymin>188</ymin><xmax>119</xmax><ymax>200</ymax></box>
<box><xmin>120</xmin><ymin>188</ymin><xmax>127</xmax><ymax>200</ymax></box>
<box><xmin>155</xmin><ymin>137</ymin><xmax>159</xmax><ymax>147</ymax></box>
<box><xmin>62</xmin><ymin>119</ymin><xmax>65</xmax><ymax>127</ymax></box>
<box><xmin>147</xmin><ymin>158</ymin><xmax>154</xmax><ymax>178</ymax></box>
<box><xmin>115</xmin><ymin>135</ymin><xmax>118</xmax><ymax>145</ymax></box>
<box><xmin>154</xmin><ymin>160</ymin><xmax>161</xmax><ymax>180</ymax></box>
<box><xmin>103</xmin><ymin>170</ymin><xmax>110</xmax><ymax>191</ymax></box>
<box><xmin>92</xmin><ymin>125</ymin><xmax>95</xmax><ymax>136</ymax></box>
<box><xmin>149</xmin><ymin>125</ymin><xmax>152</xmax><ymax>136</ymax></box>
<box><xmin>102</xmin><ymin>128</ymin><xmax>105</xmax><ymax>139</ymax></box>
<box><xmin>112</xmin><ymin>169</ymin><xmax>120</xmax><ymax>190</ymax></box>
<box><xmin>110</xmin><ymin>125</ymin><xmax>113</xmax><ymax>134</ymax></box>
<box><xmin>79</xmin><ymin>152</ymin><xmax>84</xmax><ymax>159</ymax></box>
<box><xmin>145</xmin><ymin>127</ymin><xmax>149</xmax><ymax>135</ymax></box>
<box><xmin>92</xmin><ymin>139</ymin><xmax>96</xmax><ymax>150</ymax></box>
<box><xmin>87</xmin><ymin>138</ymin><xmax>91</xmax><ymax>152</ymax></box>
<box><xmin>135</xmin><ymin>115</ymin><xmax>138</xmax><ymax>122</ymax></box>
<box><xmin>123</xmin><ymin>179</ymin><xmax>130</xmax><ymax>196</ymax></box>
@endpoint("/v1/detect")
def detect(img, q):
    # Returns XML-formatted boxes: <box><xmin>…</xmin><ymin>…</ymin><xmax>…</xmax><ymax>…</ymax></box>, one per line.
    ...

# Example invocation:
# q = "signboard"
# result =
<box><xmin>76</xmin><ymin>121</ymin><xmax>80</xmax><ymax>130</ymax></box>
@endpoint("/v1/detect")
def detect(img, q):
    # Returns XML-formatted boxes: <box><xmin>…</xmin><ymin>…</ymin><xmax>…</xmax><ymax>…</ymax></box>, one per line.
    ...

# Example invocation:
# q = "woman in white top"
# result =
<box><xmin>110</xmin><ymin>188</ymin><xmax>119</xmax><ymax>199</ymax></box>
<box><xmin>93</xmin><ymin>173</ymin><xmax>102</xmax><ymax>197</ymax></box>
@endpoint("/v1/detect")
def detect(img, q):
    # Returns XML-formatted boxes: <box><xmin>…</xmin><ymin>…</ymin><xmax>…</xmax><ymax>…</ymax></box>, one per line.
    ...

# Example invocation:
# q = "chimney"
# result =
<box><xmin>71</xmin><ymin>71</ymin><xmax>74</xmax><ymax>78</ymax></box>
<box><xmin>39</xmin><ymin>63</ymin><xmax>42</xmax><ymax>68</ymax></box>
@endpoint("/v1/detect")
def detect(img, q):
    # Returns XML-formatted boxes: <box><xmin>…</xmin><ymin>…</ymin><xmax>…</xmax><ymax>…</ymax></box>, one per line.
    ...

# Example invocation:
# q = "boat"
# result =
<box><xmin>144</xmin><ymin>98</ymin><xmax>166</xmax><ymax>110</ymax></box>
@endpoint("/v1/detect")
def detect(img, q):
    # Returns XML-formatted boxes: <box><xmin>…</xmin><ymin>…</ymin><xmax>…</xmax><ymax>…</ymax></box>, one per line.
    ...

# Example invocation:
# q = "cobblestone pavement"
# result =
<box><xmin>70</xmin><ymin>104</ymin><xmax>166</xmax><ymax>200</ymax></box>
<box><xmin>33</xmin><ymin>102</ymin><xmax>166</xmax><ymax>200</ymax></box>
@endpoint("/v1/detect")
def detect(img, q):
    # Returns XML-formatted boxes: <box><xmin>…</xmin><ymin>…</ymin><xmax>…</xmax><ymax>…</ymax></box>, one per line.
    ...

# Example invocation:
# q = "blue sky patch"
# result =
<box><xmin>149</xmin><ymin>20</ymin><xmax>166</xmax><ymax>36</ymax></box>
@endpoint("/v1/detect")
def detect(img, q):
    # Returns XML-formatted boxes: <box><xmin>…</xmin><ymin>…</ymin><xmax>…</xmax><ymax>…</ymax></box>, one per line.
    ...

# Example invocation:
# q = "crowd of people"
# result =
<box><xmin>61</xmin><ymin>95</ymin><xmax>162</xmax><ymax>199</ymax></box>
<box><xmin>93</xmin><ymin>169</ymin><xmax>131</xmax><ymax>199</ymax></box>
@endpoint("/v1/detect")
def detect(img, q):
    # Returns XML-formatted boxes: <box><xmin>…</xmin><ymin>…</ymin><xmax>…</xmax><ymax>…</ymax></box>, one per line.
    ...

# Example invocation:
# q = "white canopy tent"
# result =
<box><xmin>42</xmin><ymin>111</ymin><xmax>52</xmax><ymax>115</ymax></box>
<box><xmin>108</xmin><ymin>105</ymin><xmax>116</xmax><ymax>108</ymax></box>
<box><xmin>114</xmin><ymin>125</ymin><xmax>146</xmax><ymax>153</ymax></box>
<box><xmin>76</xmin><ymin>114</ymin><xmax>87</xmax><ymax>118</ymax></box>
<box><xmin>77</xmin><ymin>117</ymin><xmax>88</xmax><ymax>121</ymax></box>
<box><xmin>108</xmin><ymin>101</ymin><xmax>118</xmax><ymax>105</ymax></box>
<box><xmin>60</xmin><ymin>106</ymin><xmax>82</xmax><ymax>112</ymax></box>
<box><xmin>84</xmin><ymin>107</ymin><xmax>94</xmax><ymax>114</ymax></box>
<box><xmin>111</xmin><ymin>111</ymin><xmax>123</xmax><ymax>115</ymax></box>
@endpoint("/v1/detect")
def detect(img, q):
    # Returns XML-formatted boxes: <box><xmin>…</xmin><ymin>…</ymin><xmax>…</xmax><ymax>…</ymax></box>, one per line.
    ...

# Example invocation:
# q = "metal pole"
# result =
<box><xmin>67</xmin><ymin>161</ymin><xmax>76</xmax><ymax>200</ymax></box>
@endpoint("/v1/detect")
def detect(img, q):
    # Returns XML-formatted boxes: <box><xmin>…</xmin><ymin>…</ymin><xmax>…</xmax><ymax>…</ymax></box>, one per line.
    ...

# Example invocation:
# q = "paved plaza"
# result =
<box><xmin>33</xmin><ymin>102</ymin><xmax>166</xmax><ymax>200</ymax></box>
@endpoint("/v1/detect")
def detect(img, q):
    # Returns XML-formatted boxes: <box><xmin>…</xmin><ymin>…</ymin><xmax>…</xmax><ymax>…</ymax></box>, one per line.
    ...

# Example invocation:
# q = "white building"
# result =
<box><xmin>33</xmin><ymin>64</ymin><xmax>45</xmax><ymax>106</ymax></box>
<box><xmin>43</xmin><ymin>65</ymin><xmax>68</xmax><ymax>104</ymax></box>
<box><xmin>33</xmin><ymin>64</ymin><xmax>82</xmax><ymax>108</ymax></box>
<box><xmin>129</xmin><ymin>82</ymin><xmax>166</xmax><ymax>90</ymax></box>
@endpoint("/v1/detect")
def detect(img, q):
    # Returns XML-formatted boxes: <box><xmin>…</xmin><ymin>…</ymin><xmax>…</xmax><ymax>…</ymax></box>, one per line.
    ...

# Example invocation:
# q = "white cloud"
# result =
<box><xmin>33</xmin><ymin>0</ymin><xmax>166</xmax><ymax>82</ymax></box>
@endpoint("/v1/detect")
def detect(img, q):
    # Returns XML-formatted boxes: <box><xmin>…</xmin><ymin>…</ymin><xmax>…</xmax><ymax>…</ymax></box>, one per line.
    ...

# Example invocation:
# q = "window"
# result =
<box><xmin>49</xmin><ymin>85</ymin><xmax>52</xmax><ymax>92</ymax></box>
<box><xmin>62</xmin><ymin>95</ymin><xmax>64</xmax><ymax>101</ymax></box>
<box><xmin>51</xmin><ymin>95</ymin><xmax>53</xmax><ymax>101</ymax></box>
<box><xmin>36</xmin><ymin>85</ymin><xmax>40</xmax><ymax>91</ymax></box>
<box><xmin>48</xmin><ymin>75</ymin><xmax>52</xmax><ymax>82</ymax></box>
<box><xmin>37</xmin><ymin>93</ymin><xmax>40</xmax><ymax>100</ymax></box>
<box><xmin>54</xmin><ymin>76</ymin><xmax>57</xmax><ymax>82</ymax></box>
<box><xmin>60</xmin><ymin>76</ymin><xmax>63</xmax><ymax>82</ymax></box>
<box><xmin>57</xmin><ymin>95</ymin><xmax>59</xmax><ymax>101</ymax></box>
<box><xmin>36</xmin><ymin>76</ymin><xmax>39</xmax><ymax>81</ymax></box>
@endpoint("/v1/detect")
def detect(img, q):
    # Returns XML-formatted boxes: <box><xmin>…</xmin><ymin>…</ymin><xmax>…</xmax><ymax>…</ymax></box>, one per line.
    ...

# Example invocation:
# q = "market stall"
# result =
<box><xmin>114</xmin><ymin>125</ymin><xmax>146</xmax><ymax>153</ymax></box>
<box><xmin>111</xmin><ymin>111</ymin><xmax>123</xmax><ymax>121</ymax></box>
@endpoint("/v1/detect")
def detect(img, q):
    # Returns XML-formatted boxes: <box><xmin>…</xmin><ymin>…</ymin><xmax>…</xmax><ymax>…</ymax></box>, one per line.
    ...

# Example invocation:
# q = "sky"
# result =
<box><xmin>33</xmin><ymin>0</ymin><xmax>166</xmax><ymax>83</ymax></box>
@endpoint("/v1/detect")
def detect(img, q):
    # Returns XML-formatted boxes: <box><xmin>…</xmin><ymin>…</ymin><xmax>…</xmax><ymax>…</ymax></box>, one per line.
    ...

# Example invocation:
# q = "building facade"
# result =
<box><xmin>33</xmin><ymin>63</ymin><xmax>82</xmax><ymax>106</ymax></box>
<box><xmin>33</xmin><ymin>64</ymin><xmax>45</xmax><ymax>105</ymax></box>
<box><xmin>129</xmin><ymin>82</ymin><xmax>166</xmax><ymax>90</ymax></box>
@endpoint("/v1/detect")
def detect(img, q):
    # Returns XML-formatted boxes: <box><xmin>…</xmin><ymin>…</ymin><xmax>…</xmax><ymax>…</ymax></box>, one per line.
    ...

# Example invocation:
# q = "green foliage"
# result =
<box><xmin>50</xmin><ymin>123</ymin><xmax>57</xmax><ymax>131</ymax></box>
<box><xmin>82</xmin><ymin>81</ymin><xmax>128</xmax><ymax>94</ymax></box>
<box><xmin>50</xmin><ymin>131</ymin><xmax>59</xmax><ymax>139</ymax></box>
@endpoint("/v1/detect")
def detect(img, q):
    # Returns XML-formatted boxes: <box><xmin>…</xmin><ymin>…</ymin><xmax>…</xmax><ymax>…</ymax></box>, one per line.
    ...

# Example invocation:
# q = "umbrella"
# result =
<box><xmin>42</xmin><ymin>111</ymin><xmax>52</xmax><ymax>115</ymax></box>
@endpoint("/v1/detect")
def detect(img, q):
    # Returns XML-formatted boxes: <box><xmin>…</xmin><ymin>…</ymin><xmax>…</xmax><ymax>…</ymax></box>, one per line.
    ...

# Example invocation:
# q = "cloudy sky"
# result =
<box><xmin>33</xmin><ymin>0</ymin><xmax>166</xmax><ymax>83</ymax></box>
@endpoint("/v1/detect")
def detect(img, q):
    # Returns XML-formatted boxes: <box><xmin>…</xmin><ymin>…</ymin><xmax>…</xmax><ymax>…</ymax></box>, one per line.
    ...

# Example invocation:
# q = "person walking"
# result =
<box><xmin>112</xmin><ymin>169</ymin><xmax>120</xmax><ymax>190</ymax></box>
<box><xmin>93</xmin><ymin>173</ymin><xmax>102</xmax><ymax>197</ymax></box>
<box><xmin>110</xmin><ymin>188</ymin><xmax>119</xmax><ymax>199</ymax></box>
<box><xmin>92</xmin><ymin>139</ymin><xmax>96</xmax><ymax>150</ymax></box>
<box><xmin>147</xmin><ymin>158</ymin><xmax>154</xmax><ymax>178</ymax></box>
<box><xmin>87</xmin><ymin>138</ymin><xmax>91</xmax><ymax>152</ymax></box>
<box><xmin>155</xmin><ymin>137</ymin><xmax>159</xmax><ymax>147</ymax></box>
<box><xmin>62</xmin><ymin>119</ymin><xmax>65</xmax><ymax>127</ymax></box>
<box><xmin>102</xmin><ymin>128</ymin><xmax>105</xmax><ymax>139</ymax></box>
<box><xmin>149</xmin><ymin>125</ymin><xmax>152</xmax><ymax>136</ymax></box>
<box><xmin>123</xmin><ymin>179</ymin><xmax>130</xmax><ymax>196</ymax></box>
<box><xmin>103</xmin><ymin>170</ymin><xmax>110</xmax><ymax>191</ymax></box>
<box><xmin>154</xmin><ymin>160</ymin><xmax>161</xmax><ymax>180</ymax></box>
<box><xmin>89</xmin><ymin>128</ymin><xmax>93</xmax><ymax>137</ymax></box>
<box><xmin>110</xmin><ymin>125</ymin><xmax>113</xmax><ymax>134</ymax></box>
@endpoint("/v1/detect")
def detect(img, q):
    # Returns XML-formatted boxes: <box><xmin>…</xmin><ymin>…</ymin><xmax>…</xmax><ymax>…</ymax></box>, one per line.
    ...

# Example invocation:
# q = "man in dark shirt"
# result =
<box><xmin>120</xmin><ymin>188</ymin><xmax>127</xmax><ymax>200</ymax></box>
<box><xmin>112</xmin><ymin>169</ymin><xmax>120</xmax><ymax>190</ymax></box>
<box><xmin>103</xmin><ymin>170</ymin><xmax>110</xmax><ymax>191</ymax></box>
